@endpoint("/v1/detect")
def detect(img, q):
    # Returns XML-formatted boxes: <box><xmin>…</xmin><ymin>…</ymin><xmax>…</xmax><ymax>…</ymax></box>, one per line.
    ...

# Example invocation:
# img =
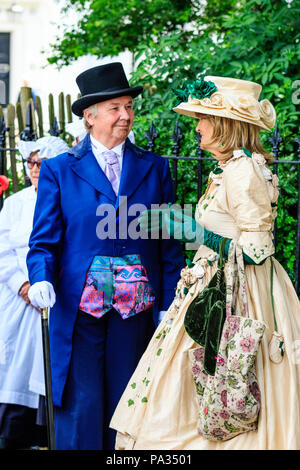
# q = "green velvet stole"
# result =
<box><xmin>184</xmin><ymin>238</ymin><xmax>229</xmax><ymax>376</ymax></box>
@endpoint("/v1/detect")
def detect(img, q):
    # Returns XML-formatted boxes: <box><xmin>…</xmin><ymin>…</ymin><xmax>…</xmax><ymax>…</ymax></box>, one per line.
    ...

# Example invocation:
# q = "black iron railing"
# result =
<box><xmin>142</xmin><ymin>121</ymin><xmax>300</xmax><ymax>294</ymax></box>
<box><xmin>0</xmin><ymin>113</ymin><xmax>299</xmax><ymax>293</ymax></box>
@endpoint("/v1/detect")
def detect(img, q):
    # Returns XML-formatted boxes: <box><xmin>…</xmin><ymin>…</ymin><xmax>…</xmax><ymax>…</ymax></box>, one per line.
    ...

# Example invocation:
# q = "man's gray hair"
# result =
<box><xmin>83</xmin><ymin>103</ymin><xmax>98</xmax><ymax>133</ymax></box>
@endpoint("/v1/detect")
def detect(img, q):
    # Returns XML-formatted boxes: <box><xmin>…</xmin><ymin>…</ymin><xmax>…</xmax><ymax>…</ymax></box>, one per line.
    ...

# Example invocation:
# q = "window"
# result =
<box><xmin>0</xmin><ymin>33</ymin><xmax>10</xmax><ymax>106</ymax></box>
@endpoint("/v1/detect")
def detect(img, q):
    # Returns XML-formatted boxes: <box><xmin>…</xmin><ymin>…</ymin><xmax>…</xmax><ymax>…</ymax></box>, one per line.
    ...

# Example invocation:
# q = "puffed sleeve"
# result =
<box><xmin>223</xmin><ymin>155</ymin><xmax>275</xmax><ymax>264</ymax></box>
<box><xmin>0</xmin><ymin>194</ymin><xmax>28</xmax><ymax>293</ymax></box>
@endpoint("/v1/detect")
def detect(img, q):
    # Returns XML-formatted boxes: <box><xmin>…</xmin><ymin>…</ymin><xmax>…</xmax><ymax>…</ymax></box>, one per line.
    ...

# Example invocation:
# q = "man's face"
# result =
<box><xmin>84</xmin><ymin>95</ymin><xmax>134</xmax><ymax>147</ymax></box>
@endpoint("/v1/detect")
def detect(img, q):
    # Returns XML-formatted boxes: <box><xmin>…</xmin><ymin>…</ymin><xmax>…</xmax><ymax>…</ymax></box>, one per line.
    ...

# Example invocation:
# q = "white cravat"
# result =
<box><xmin>90</xmin><ymin>134</ymin><xmax>124</xmax><ymax>172</ymax></box>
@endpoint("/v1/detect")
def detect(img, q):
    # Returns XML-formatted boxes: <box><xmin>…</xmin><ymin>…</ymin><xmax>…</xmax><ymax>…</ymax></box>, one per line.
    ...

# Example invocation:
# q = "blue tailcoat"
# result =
<box><xmin>27</xmin><ymin>135</ymin><xmax>184</xmax><ymax>407</ymax></box>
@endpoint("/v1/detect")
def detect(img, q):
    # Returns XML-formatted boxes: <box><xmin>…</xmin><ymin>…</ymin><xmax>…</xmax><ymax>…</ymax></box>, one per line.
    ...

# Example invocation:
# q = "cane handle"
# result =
<box><xmin>41</xmin><ymin>307</ymin><xmax>49</xmax><ymax>320</ymax></box>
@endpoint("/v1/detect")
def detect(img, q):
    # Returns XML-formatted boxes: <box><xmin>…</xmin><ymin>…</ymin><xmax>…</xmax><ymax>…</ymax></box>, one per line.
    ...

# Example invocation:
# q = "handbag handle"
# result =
<box><xmin>215</xmin><ymin>237</ymin><xmax>229</xmax><ymax>289</ymax></box>
<box><xmin>270</xmin><ymin>257</ymin><xmax>278</xmax><ymax>331</ymax></box>
<box><xmin>226</xmin><ymin>241</ymin><xmax>248</xmax><ymax>317</ymax></box>
<box><xmin>218</xmin><ymin>237</ymin><xmax>229</xmax><ymax>270</ymax></box>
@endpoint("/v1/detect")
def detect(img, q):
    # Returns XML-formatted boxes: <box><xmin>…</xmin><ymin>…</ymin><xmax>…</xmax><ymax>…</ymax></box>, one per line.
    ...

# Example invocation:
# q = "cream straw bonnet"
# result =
<box><xmin>173</xmin><ymin>76</ymin><xmax>276</xmax><ymax>132</ymax></box>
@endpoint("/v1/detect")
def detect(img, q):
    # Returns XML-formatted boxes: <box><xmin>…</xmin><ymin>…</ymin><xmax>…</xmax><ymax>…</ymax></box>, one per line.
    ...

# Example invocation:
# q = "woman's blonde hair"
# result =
<box><xmin>199</xmin><ymin>114</ymin><xmax>273</xmax><ymax>163</ymax></box>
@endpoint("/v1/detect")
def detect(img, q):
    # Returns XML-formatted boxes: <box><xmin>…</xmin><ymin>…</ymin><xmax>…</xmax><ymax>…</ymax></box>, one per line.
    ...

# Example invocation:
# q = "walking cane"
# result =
<box><xmin>41</xmin><ymin>307</ymin><xmax>55</xmax><ymax>450</ymax></box>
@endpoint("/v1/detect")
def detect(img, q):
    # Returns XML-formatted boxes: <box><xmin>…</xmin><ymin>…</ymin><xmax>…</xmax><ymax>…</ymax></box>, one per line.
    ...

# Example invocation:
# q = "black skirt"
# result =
<box><xmin>0</xmin><ymin>396</ymin><xmax>47</xmax><ymax>447</ymax></box>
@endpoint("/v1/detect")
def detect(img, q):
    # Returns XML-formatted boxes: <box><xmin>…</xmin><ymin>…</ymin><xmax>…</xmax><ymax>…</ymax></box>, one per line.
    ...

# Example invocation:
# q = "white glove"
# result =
<box><xmin>28</xmin><ymin>281</ymin><xmax>56</xmax><ymax>309</ymax></box>
<box><xmin>158</xmin><ymin>310</ymin><xmax>167</xmax><ymax>323</ymax></box>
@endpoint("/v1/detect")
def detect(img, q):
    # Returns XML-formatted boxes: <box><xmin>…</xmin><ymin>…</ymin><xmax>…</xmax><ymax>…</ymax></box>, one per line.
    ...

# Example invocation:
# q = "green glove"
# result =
<box><xmin>138</xmin><ymin>204</ymin><xmax>204</xmax><ymax>244</ymax></box>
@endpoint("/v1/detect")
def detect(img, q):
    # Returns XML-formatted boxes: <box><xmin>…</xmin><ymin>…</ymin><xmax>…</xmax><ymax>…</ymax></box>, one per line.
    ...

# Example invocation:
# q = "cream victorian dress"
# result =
<box><xmin>110</xmin><ymin>150</ymin><xmax>300</xmax><ymax>450</ymax></box>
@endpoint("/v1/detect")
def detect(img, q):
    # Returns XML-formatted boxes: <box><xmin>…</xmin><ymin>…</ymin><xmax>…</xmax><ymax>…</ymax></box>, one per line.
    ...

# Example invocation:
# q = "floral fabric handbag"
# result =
<box><xmin>187</xmin><ymin>241</ymin><xmax>266</xmax><ymax>441</ymax></box>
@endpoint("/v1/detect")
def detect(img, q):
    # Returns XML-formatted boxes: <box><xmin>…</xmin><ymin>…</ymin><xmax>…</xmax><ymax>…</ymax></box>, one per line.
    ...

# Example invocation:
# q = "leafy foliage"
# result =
<box><xmin>47</xmin><ymin>0</ymin><xmax>196</xmax><ymax>68</ymax></box>
<box><xmin>130</xmin><ymin>0</ymin><xmax>300</xmax><ymax>279</ymax></box>
<box><xmin>47</xmin><ymin>0</ymin><xmax>300</xmax><ymax>282</ymax></box>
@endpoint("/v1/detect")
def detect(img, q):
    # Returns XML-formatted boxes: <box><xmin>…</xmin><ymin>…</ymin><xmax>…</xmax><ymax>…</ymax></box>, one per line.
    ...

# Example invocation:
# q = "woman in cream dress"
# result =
<box><xmin>110</xmin><ymin>76</ymin><xmax>300</xmax><ymax>450</ymax></box>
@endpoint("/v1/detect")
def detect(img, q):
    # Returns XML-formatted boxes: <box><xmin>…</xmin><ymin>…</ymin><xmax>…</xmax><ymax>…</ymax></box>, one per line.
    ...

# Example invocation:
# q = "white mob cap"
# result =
<box><xmin>18</xmin><ymin>136</ymin><xmax>69</xmax><ymax>161</ymax></box>
<box><xmin>66</xmin><ymin>119</ymin><xmax>87</xmax><ymax>142</ymax></box>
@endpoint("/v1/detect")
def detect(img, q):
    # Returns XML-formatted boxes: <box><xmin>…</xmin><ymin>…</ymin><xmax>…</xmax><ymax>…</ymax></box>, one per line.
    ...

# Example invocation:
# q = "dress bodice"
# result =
<box><xmin>195</xmin><ymin>149</ymin><xmax>279</xmax><ymax>264</ymax></box>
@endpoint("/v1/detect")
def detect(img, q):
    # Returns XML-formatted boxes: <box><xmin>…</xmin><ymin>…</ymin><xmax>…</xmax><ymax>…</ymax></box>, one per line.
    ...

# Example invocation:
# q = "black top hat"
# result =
<box><xmin>71</xmin><ymin>62</ymin><xmax>143</xmax><ymax>117</ymax></box>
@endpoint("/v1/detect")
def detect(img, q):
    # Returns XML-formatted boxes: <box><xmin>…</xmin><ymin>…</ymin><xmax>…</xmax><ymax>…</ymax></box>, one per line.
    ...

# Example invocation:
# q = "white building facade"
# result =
<box><xmin>0</xmin><ymin>0</ymin><xmax>132</xmax><ymax>126</ymax></box>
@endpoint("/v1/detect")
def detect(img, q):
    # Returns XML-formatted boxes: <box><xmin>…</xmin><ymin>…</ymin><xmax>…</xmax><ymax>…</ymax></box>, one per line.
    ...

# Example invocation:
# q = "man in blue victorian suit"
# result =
<box><xmin>27</xmin><ymin>62</ymin><xmax>184</xmax><ymax>450</ymax></box>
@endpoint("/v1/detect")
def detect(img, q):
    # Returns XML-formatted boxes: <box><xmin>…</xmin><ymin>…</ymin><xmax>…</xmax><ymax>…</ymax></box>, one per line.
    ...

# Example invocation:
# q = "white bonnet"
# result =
<box><xmin>66</xmin><ymin>119</ymin><xmax>87</xmax><ymax>142</ymax></box>
<box><xmin>18</xmin><ymin>136</ymin><xmax>69</xmax><ymax>161</ymax></box>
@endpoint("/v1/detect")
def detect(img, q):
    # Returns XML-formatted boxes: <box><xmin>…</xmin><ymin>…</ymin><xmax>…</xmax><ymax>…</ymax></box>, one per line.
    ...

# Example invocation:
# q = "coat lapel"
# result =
<box><xmin>69</xmin><ymin>136</ymin><xmax>116</xmax><ymax>202</ymax></box>
<box><xmin>116</xmin><ymin>141</ymin><xmax>153</xmax><ymax>208</ymax></box>
<box><xmin>68</xmin><ymin>135</ymin><xmax>153</xmax><ymax>206</ymax></box>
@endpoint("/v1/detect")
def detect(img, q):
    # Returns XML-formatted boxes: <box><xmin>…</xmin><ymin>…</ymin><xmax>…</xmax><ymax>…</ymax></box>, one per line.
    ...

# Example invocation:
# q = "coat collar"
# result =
<box><xmin>68</xmin><ymin>132</ymin><xmax>91</xmax><ymax>160</ymax></box>
<box><xmin>68</xmin><ymin>134</ymin><xmax>153</xmax><ymax>205</ymax></box>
